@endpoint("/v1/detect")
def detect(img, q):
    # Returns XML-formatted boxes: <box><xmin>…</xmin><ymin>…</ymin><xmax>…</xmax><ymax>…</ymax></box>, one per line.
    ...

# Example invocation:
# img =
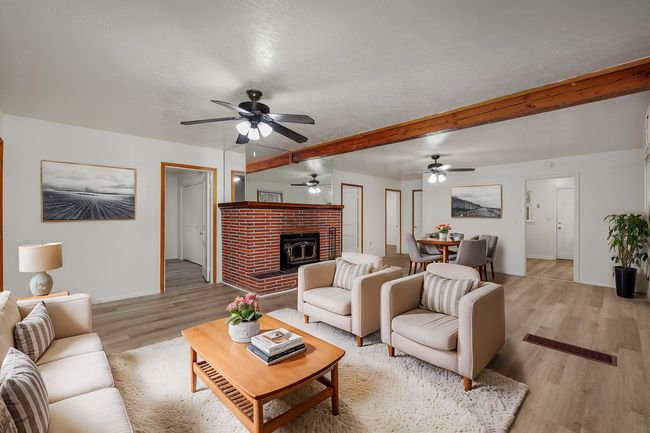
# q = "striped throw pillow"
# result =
<box><xmin>0</xmin><ymin>348</ymin><xmax>49</xmax><ymax>433</ymax></box>
<box><xmin>420</xmin><ymin>274</ymin><xmax>479</xmax><ymax>317</ymax></box>
<box><xmin>332</xmin><ymin>258</ymin><xmax>373</xmax><ymax>290</ymax></box>
<box><xmin>14</xmin><ymin>302</ymin><xmax>54</xmax><ymax>363</ymax></box>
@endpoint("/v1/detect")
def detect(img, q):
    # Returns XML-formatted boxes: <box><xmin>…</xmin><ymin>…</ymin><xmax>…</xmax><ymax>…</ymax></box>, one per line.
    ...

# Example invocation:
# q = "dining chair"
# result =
<box><xmin>479</xmin><ymin>235</ymin><xmax>492</xmax><ymax>254</ymax></box>
<box><xmin>486</xmin><ymin>236</ymin><xmax>498</xmax><ymax>280</ymax></box>
<box><xmin>407</xmin><ymin>233</ymin><xmax>443</xmax><ymax>275</ymax></box>
<box><xmin>449</xmin><ymin>239</ymin><xmax>488</xmax><ymax>281</ymax></box>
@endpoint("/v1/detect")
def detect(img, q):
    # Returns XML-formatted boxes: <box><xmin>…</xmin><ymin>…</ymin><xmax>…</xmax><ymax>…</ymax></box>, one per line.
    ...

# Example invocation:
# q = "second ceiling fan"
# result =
<box><xmin>291</xmin><ymin>174</ymin><xmax>330</xmax><ymax>193</ymax></box>
<box><xmin>406</xmin><ymin>155</ymin><xmax>475</xmax><ymax>183</ymax></box>
<box><xmin>180</xmin><ymin>89</ymin><xmax>314</xmax><ymax>145</ymax></box>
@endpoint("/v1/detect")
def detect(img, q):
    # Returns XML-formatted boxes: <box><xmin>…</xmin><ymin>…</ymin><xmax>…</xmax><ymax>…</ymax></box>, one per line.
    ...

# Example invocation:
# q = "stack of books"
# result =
<box><xmin>247</xmin><ymin>329</ymin><xmax>306</xmax><ymax>366</ymax></box>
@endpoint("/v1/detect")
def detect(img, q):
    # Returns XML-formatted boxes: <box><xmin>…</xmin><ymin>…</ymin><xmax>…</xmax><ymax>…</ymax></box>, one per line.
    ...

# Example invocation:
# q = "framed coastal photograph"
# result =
<box><xmin>41</xmin><ymin>161</ymin><xmax>136</xmax><ymax>221</ymax></box>
<box><xmin>257</xmin><ymin>190</ymin><xmax>283</xmax><ymax>203</ymax></box>
<box><xmin>451</xmin><ymin>184</ymin><xmax>502</xmax><ymax>218</ymax></box>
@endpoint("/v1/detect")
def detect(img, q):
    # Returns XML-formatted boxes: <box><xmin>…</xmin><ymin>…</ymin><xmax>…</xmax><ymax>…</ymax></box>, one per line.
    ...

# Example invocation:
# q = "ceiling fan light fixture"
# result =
<box><xmin>258</xmin><ymin>122</ymin><xmax>272</xmax><ymax>137</ymax></box>
<box><xmin>315</xmin><ymin>187</ymin><xmax>321</xmax><ymax>193</ymax></box>
<box><xmin>247</xmin><ymin>127</ymin><xmax>260</xmax><ymax>140</ymax></box>
<box><xmin>438</xmin><ymin>174</ymin><xmax>446</xmax><ymax>182</ymax></box>
<box><xmin>428</xmin><ymin>173</ymin><xmax>438</xmax><ymax>184</ymax></box>
<box><xmin>308</xmin><ymin>187</ymin><xmax>316</xmax><ymax>193</ymax></box>
<box><xmin>236</xmin><ymin>121</ymin><xmax>251</xmax><ymax>135</ymax></box>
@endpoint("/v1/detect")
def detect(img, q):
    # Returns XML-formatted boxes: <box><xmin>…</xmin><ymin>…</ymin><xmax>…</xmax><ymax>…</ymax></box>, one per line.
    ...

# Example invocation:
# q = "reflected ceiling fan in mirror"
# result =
<box><xmin>180</xmin><ymin>89</ymin><xmax>315</xmax><ymax>145</ymax></box>
<box><xmin>291</xmin><ymin>174</ymin><xmax>331</xmax><ymax>193</ymax></box>
<box><xmin>406</xmin><ymin>155</ymin><xmax>475</xmax><ymax>183</ymax></box>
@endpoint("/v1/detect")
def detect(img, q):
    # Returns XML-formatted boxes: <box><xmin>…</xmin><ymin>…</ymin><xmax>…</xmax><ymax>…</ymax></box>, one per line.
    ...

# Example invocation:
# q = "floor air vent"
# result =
<box><xmin>523</xmin><ymin>333</ymin><xmax>617</xmax><ymax>367</ymax></box>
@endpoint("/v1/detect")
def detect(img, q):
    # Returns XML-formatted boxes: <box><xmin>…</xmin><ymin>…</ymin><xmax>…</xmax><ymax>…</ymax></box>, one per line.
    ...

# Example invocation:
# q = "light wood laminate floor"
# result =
<box><xmin>93</xmin><ymin>255</ymin><xmax>650</xmax><ymax>432</ymax></box>
<box><xmin>526</xmin><ymin>257</ymin><xmax>574</xmax><ymax>282</ymax></box>
<box><xmin>165</xmin><ymin>259</ymin><xmax>209</xmax><ymax>291</ymax></box>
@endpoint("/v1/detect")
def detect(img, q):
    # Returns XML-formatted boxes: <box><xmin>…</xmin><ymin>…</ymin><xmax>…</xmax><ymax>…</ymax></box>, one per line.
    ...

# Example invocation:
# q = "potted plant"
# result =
<box><xmin>436</xmin><ymin>224</ymin><xmax>452</xmax><ymax>241</ymax></box>
<box><xmin>225</xmin><ymin>293</ymin><xmax>263</xmax><ymax>342</ymax></box>
<box><xmin>605</xmin><ymin>214</ymin><xmax>649</xmax><ymax>298</ymax></box>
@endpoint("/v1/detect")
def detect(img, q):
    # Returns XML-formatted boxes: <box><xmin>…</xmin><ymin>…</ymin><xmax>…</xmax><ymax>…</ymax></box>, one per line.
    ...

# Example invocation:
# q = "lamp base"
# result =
<box><xmin>29</xmin><ymin>272</ymin><xmax>53</xmax><ymax>296</ymax></box>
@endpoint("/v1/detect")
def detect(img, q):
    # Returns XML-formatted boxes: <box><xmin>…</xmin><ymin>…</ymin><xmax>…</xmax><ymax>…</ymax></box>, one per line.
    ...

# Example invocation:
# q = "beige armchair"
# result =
<box><xmin>381</xmin><ymin>263</ymin><xmax>505</xmax><ymax>391</ymax></box>
<box><xmin>298</xmin><ymin>252</ymin><xmax>403</xmax><ymax>347</ymax></box>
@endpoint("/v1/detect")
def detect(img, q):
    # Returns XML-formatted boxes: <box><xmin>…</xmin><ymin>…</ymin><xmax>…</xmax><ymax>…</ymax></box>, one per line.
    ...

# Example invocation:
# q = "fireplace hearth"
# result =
<box><xmin>280</xmin><ymin>233</ymin><xmax>320</xmax><ymax>271</ymax></box>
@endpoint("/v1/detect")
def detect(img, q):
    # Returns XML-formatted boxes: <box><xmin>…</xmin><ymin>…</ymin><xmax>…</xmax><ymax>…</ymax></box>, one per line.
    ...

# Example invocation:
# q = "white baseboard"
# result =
<box><xmin>526</xmin><ymin>255</ymin><xmax>556</xmax><ymax>260</ymax></box>
<box><xmin>95</xmin><ymin>290</ymin><xmax>158</xmax><ymax>304</ymax></box>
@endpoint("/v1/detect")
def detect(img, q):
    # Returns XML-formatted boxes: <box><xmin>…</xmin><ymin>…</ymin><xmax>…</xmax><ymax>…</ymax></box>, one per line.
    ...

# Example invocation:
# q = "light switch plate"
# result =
<box><xmin>546</xmin><ymin>217</ymin><xmax>552</xmax><ymax>222</ymax></box>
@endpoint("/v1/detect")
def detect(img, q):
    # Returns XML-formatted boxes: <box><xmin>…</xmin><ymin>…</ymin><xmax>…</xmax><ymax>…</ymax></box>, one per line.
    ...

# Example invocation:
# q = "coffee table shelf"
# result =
<box><xmin>195</xmin><ymin>360</ymin><xmax>255</xmax><ymax>419</ymax></box>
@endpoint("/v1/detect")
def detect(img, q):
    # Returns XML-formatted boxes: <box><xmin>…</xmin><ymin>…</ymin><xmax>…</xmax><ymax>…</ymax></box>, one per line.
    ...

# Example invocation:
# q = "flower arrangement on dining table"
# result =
<box><xmin>225</xmin><ymin>293</ymin><xmax>262</xmax><ymax>325</ymax></box>
<box><xmin>436</xmin><ymin>224</ymin><xmax>452</xmax><ymax>234</ymax></box>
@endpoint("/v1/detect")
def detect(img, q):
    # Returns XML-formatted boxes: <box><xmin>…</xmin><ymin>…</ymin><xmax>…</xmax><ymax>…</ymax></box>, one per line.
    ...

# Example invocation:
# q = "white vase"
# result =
<box><xmin>439</xmin><ymin>233</ymin><xmax>447</xmax><ymax>241</ymax></box>
<box><xmin>228</xmin><ymin>320</ymin><xmax>261</xmax><ymax>343</ymax></box>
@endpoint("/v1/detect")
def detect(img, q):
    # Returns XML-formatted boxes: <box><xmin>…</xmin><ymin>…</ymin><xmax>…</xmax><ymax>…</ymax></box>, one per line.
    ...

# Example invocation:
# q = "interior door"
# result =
<box><xmin>556</xmin><ymin>188</ymin><xmax>574</xmax><ymax>260</ymax></box>
<box><xmin>201</xmin><ymin>176</ymin><xmax>210</xmax><ymax>282</ymax></box>
<box><xmin>182</xmin><ymin>183</ymin><xmax>203</xmax><ymax>265</ymax></box>
<box><xmin>413</xmin><ymin>190</ymin><xmax>423</xmax><ymax>239</ymax></box>
<box><xmin>342</xmin><ymin>186</ymin><xmax>361</xmax><ymax>253</ymax></box>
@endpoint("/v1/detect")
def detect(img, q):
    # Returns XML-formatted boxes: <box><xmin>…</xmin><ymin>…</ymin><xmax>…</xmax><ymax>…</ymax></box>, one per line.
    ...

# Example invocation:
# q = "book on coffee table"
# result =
<box><xmin>251</xmin><ymin>328</ymin><xmax>303</xmax><ymax>356</ymax></box>
<box><xmin>247</xmin><ymin>343</ymin><xmax>307</xmax><ymax>366</ymax></box>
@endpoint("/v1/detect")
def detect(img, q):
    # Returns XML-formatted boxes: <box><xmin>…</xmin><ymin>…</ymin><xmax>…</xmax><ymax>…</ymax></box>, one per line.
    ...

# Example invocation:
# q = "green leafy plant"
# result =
<box><xmin>605</xmin><ymin>214</ymin><xmax>649</xmax><ymax>270</ymax></box>
<box><xmin>225</xmin><ymin>293</ymin><xmax>262</xmax><ymax>325</ymax></box>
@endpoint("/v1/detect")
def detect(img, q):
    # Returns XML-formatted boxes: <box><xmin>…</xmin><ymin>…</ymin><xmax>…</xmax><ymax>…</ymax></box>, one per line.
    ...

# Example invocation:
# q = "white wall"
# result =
<box><xmin>423</xmin><ymin>149</ymin><xmax>644</xmax><ymax>288</ymax></box>
<box><xmin>224</xmin><ymin>152</ymin><xmax>246</xmax><ymax>202</ymax></box>
<box><xmin>164</xmin><ymin>172</ymin><xmax>178</xmax><ymax>259</ymax></box>
<box><xmin>3</xmin><ymin>115</ymin><xmax>225</xmax><ymax>302</ymax></box>
<box><xmin>525</xmin><ymin>177</ymin><xmax>574</xmax><ymax>259</ymax></box>
<box><xmin>0</xmin><ymin>106</ymin><xmax>4</xmax><ymax>137</ymax></box>
<box><xmin>332</xmin><ymin>170</ymin><xmax>401</xmax><ymax>256</ymax></box>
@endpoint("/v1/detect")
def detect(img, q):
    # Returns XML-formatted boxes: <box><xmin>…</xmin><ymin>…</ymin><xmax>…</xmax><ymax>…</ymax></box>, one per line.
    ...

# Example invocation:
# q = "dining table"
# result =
<box><xmin>416</xmin><ymin>238</ymin><xmax>461</xmax><ymax>263</ymax></box>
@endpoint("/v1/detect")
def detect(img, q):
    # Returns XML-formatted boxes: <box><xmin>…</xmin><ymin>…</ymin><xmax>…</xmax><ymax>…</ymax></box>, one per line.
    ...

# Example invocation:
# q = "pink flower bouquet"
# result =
<box><xmin>225</xmin><ymin>293</ymin><xmax>262</xmax><ymax>325</ymax></box>
<box><xmin>436</xmin><ymin>224</ymin><xmax>452</xmax><ymax>234</ymax></box>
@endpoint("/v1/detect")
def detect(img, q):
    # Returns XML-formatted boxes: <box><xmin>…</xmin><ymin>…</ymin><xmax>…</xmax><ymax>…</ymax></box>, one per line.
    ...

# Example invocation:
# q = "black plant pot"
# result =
<box><xmin>614</xmin><ymin>266</ymin><xmax>637</xmax><ymax>299</ymax></box>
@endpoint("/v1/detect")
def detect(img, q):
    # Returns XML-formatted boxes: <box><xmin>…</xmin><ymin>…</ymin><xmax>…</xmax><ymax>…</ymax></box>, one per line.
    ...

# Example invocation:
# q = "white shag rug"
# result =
<box><xmin>108</xmin><ymin>309</ymin><xmax>527</xmax><ymax>433</ymax></box>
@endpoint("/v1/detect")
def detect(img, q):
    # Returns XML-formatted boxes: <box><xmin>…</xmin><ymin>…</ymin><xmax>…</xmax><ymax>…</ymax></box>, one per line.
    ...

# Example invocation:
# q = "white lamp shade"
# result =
<box><xmin>428</xmin><ymin>174</ymin><xmax>437</xmax><ymax>183</ymax></box>
<box><xmin>19</xmin><ymin>243</ymin><xmax>63</xmax><ymax>272</ymax></box>
<box><xmin>438</xmin><ymin>174</ymin><xmax>446</xmax><ymax>182</ymax></box>
<box><xmin>258</xmin><ymin>122</ymin><xmax>272</xmax><ymax>137</ymax></box>
<box><xmin>236</xmin><ymin>121</ymin><xmax>251</xmax><ymax>135</ymax></box>
<box><xmin>247</xmin><ymin>127</ymin><xmax>260</xmax><ymax>140</ymax></box>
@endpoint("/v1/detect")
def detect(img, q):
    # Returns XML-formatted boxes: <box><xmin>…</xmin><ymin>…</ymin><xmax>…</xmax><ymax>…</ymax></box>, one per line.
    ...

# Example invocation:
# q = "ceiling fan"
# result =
<box><xmin>180</xmin><ymin>89</ymin><xmax>314</xmax><ymax>145</ymax></box>
<box><xmin>406</xmin><ymin>155</ymin><xmax>475</xmax><ymax>183</ymax></box>
<box><xmin>291</xmin><ymin>174</ymin><xmax>331</xmax><ymax>193</ymax></box>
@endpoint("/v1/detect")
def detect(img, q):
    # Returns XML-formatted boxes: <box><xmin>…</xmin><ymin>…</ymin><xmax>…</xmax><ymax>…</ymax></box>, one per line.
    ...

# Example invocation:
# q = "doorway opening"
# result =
<box><xmin>161</xmin><ymin>163</ymin><xmax>217</xmax><ymax>293</ymax></box>
<box><xmin>341</xmin><ymin>183</ymin><xmax>363</xmax><ymax>253</ymax></box>
<box><xmin>385</xmin><ymin>189</ymin><xmax>402</xmax><ymax>256</ymax></box>
<box><xmin>524</xmin><ymin>176</ymin><xmax>577</xmax><ymax>282</ymax></box>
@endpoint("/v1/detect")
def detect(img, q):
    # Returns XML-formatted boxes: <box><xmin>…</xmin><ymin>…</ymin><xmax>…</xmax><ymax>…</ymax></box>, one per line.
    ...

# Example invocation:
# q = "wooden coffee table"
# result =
<box><xmin>182</xmin><ymin>315</ymin><xmax>345</xmax><ymax>433</ymax></box>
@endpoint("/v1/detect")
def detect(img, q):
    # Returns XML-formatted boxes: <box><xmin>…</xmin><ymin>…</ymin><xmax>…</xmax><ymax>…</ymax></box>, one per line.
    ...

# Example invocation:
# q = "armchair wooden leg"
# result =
<box><xmin>304</xmin><ymin>315</ymin><xmax>309</xmax><ymax>324</ymax></box>
<box><xmin>491</xmin><ymin>263</ymin><xmax>495</xmax><ymax>279</ymax></box>
<box><xmin>388</xmin><ymin>345</ymin><xmax>395</xmax><ymax>357</ymax></box>
<box><xmin>464</xmin><ymin>377</ymin><xmax>472</xmax><ymax>391</ymax></box>
<box><xmin>356</xmin><ymin>336</ymin><xmax>363</xmax><ymax>347</ymax></box>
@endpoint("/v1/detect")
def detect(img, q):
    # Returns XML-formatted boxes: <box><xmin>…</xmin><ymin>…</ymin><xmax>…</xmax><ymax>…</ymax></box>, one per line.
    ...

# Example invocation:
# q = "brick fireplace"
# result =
<box><xmin>219</xmin><ymin>202</ymin><xmax>343</xmax><ymax>295</ymax></box>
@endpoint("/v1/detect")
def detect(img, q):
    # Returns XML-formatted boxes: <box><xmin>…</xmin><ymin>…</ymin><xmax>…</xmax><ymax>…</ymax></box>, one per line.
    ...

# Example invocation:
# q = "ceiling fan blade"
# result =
<box><xmin>235</xmin><ymin>134</ymin><xmax>249</xmax><ymax>144</ymax></box>
<box><xmin>211</xmin><ymin>100</ymin><xmax>254</xmax><ymax>116</ymax></box>
<box><xmin>180</xmin><ymin>116</ymin><xmax>242</xmax><ymax>125</ymax></box>
<box><xmin>267</xmin><ymin>113</ymin><xmax>315</xmax><ymax>124</ymax></box>
<box><xmin>438</xmin><ymin>164</ymin><xmax>453</xmax><ymax>171</ymax></box>
<box><xmin>291</xmin><ymin>183</ymin><xmax>309</xmax><ymax>186</ymax></box>
<box><xmin>268</xmin><ymin>122</ymin><xmax>308</xmax><ymax>143</ymax></box>
<box><xmin>404</xmin><ymin>169</ymin><xmax>429</xmax><ymax>172</ymax></box>
<box><xmin>405</xmin><ymin>173</ymin><xmax>426</xmax><ymax>178</ymax></box>
<box><xmin>446</xmin><ymin>168</ymin><xmax>475</xmax><ymax>172</ymax></box>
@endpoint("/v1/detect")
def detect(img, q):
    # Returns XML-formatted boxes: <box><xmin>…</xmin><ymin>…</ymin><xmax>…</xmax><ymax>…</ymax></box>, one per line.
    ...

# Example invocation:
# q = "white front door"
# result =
<box><xmin>342</xmin><ymin>186</ymin><xmax>361</xmax><ymax>253</ymax></box>
<box><xmin>413</xmin><ymin>190</ymin><xmax>423</xmax><ymax>239</ymax></box>
<box><xmin>182</xmin><ymin>183</ymin><xmax>204</xmax><ymax>265</ymax></box>
<box><xmin>556</xmin><ymin>188</ymin><xmax>574</xmax><ymax>260</ymax></box>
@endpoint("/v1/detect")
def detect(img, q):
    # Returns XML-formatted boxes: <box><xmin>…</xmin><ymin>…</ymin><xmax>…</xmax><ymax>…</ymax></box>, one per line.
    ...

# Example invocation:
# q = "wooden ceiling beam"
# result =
<box><xmin>289</xmin><ymin>57</ymin><xmax>650</xmax><ymax>162</ymax></box>
<box><xmin>246</xmin><ymin>151</ymin><xmax>295</xmax><ymax>174</ymax></box>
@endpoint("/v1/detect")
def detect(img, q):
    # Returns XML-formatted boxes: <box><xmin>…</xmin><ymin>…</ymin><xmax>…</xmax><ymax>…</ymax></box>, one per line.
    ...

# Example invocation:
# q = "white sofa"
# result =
<box><xmin>0</xmin><ymin>291</ymin><xmax>133</xmax><ymax>433</ymax></box>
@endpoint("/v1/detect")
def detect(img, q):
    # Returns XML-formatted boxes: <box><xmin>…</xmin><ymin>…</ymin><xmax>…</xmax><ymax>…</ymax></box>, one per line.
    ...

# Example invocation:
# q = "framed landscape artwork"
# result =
<box><xmin>41</xmin><ymin>161</ymin><xmax>136</xmax><ymax>221</ymax></box>
<box><xmin>451</xmin><ymin>184</ymin><xmax>502</xmax><ymax>218</ymax></box>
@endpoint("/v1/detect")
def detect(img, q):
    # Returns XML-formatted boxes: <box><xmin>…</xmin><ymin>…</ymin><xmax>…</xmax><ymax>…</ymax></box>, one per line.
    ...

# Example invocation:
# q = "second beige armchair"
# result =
<box><xmin>298</xmin><ymin>252</ymin><xmax>403</xmax><ymax>347</ymax></box>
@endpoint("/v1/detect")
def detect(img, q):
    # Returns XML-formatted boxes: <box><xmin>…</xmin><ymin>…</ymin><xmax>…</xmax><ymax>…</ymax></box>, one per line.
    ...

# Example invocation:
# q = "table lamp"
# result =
<box><xmin>19</xmin><ymin>243</ymin><xmax>63</xmax><ymax>296</ymax></box>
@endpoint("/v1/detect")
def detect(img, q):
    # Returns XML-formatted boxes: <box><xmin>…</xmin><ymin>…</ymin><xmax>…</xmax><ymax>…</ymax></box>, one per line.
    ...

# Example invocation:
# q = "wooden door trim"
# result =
<box><xmin>231</xmin><ymin>170</ymin><xmax>245</xmax><ymax>202</ymax></box>
<box><xmin>412</xmin><ymin>189</ymin><xmax>422</xmax><ymax>236</ymax></box>
<box><xmin>385</xmin><ymin>188</ymin><xmax>402</xmax><ymax>255</ymax></box>
<box><xmin>161</xmin><ymin>162</ymin><xmax>218</xmax><ymax>293</ymax></box>
<box><xmin>341</xmin><ymin>183</ymin><xmax>364</xmax><ymax>254</ymax></box>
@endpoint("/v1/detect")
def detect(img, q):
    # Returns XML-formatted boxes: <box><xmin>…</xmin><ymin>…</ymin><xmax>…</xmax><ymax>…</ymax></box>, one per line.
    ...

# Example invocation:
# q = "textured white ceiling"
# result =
<box><xmin>0</xmin><ymin>0</ymin><xmax>649</xmax><ymax>152</ymax></box>
<box><xmin>332</xmin><ymin>92</ymin><xmax>650</xmax><ymax>180</ymax></box>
